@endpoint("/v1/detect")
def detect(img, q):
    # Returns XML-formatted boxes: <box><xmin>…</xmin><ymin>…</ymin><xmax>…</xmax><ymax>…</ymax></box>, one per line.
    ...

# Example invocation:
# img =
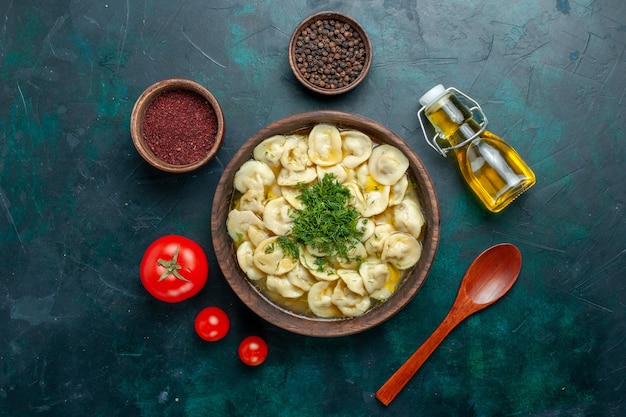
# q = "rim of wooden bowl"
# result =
<box><xmin>288</xmin><ymin>11</ymin><xmax>373</xmax><ymax>96</ymax></box>
<box><xmin>211</xmin><ymin>111</ymin><xmax>440</xmax><ymax>337</ymax></box>
<box><xmin>130</xmin><ymin>78</ymin><xmax>225</xmax><ymax>173</ymax></box>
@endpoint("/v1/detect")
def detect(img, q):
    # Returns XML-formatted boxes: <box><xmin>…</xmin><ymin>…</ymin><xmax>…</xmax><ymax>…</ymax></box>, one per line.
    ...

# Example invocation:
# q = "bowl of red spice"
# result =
<box><xmin>289</xmin><ymin>11</ymin><xmax>372</xmax><ymax>95</ymax></box>
<box><xmin>130</xmin><ymin>78</ymin><xmax>225</xmax><ymax>173</ymax></box>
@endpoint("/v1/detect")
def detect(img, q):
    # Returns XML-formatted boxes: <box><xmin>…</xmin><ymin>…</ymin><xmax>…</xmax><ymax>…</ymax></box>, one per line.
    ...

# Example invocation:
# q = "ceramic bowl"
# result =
<box><xmin>130</xmin><ymin>78</ymin><xmax>225</xmax><ymax>173</ymax></box>
<box><xmin>288</xmin><ymin>11</ymin><xmax>372</xmax><ymax>95</ymax></box>
<box><xmin>211</xmin><ymin>111</ymin><xmax>440</xmax><ymax>337</ymax></box>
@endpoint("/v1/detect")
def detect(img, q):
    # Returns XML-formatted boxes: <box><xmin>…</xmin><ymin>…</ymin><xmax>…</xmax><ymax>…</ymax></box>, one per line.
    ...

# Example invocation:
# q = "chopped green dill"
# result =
<box><xmin>276</xmin><ymin>236</ymin><xmax>300</xmax><ymax>259</ymax></box>
<box><xmin>314</xmin><ymin>256</ymin><xmax>329</xmax><ymax>272</ymax></box>
<box><xmin>276</xmin><ymin>174</ymin><xmax>364</xmax><ymax>263</ymax></box>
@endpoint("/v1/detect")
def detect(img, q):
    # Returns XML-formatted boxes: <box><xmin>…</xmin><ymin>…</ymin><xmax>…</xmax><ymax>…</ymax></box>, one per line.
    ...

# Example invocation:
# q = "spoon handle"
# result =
<box><xmin>376</xmin><ymin>311</ymin><xmax>462</xmax><ymax>406</ymax></box>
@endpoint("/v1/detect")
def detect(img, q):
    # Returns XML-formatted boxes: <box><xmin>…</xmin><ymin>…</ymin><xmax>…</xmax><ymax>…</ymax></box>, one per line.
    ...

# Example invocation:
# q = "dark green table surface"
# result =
<box><xmin>1</xmin><ymin>1</ymin><xmax>625</xmax><ymax>416</ymax></box>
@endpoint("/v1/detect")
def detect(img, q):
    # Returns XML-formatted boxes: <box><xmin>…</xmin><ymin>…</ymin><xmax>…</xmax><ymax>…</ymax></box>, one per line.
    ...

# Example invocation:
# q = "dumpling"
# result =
<box><xmin>355</xmin><ymin>162</ymin><xmax>376</xmax><ymax>191</ymax></box>
<box><xmin>253</xmin><ymin>237</ymin><xmax>298</xmax><ymax>275</ymax></box>
<box><xmin>247</xmin><ymin>225</ymin><xmax>270</xmax><ymax>247</ymax></box>
<box><xmin>356</xmin><ymin>217</ymin><xmax>375</xmax><ymax>242</ymax></box>
<box><xmin>280</xmin><ymin>135</ymin><xmax>309</xmax><ymax>171</ymax></box>
<box><xmin>236</xmin><ymin>241</ymin><xmax>265</xmax><ymax>281</ymax></box>
<box><xmin>331</xmin><ymin>280</ymin><xmax>371</xmax><ymax>317</ymax></box>
<box><xmin>308</xmin><ymin>281</ymin><xmax>342</xmax><ymax>318</ymax></box>
<box><xmin>227</xmin><ymin>209</ymin><xmax>264</xmax><ymax>243</ymax></box>
<box><xmin>266</xmin><ymin>275</ymin><xmax>305</xmax><ymax>298</ymax></box>
<box><xmin>381</xmin><ymin>232</ymin><xmax>422</xmax><ymax>270</ymax></box>
<box><xmin>234</xmin><ymin>160</ymin><xmax>275</xmax><ymax>193</ymax></box>
<box><xmin>300</xmin><ymin>248</ymin><xmax>339</xmax><ymax>281</ymax></box>
<box><xmin>336</xmin><ymin>242</ymin><xmax>367</xmax><ymax>269</ymax></box>
<box><xmin>281</xmin><ymin>186</ymin><xmax>305</xmax><ymax>210</ymax></box>
<box><xmin>307</xmin><ymin>124</ymin><xmax>342</xmax><ymax>166</ymax></box>
<box><xmin>389</xmin><ymin>174</ymin><xmax>409</xmax><ymax>206</ymax></box>
<box><xmin>316</xmin><ymin>164</ymin><xmax>348</xmax><ymax>183</ymax></box>
<box><xmin>359</xmin><ymin>261</ymin><xmax>393</xmax><ymax>300</ymax></box>
<box><xmin>353</xmin><ymin>163</ymin><xmax>391</xmax><ymax>216</ymax></box>
<box><xmin>253</xmin><ymin>134</ymin><xmax>286</xmax><ymax>167</ymax></box>
<box><xmin>364</xmin><ymin>223</ymin><xmax>395</xmax><ymax>256</ymax></box>
<box><xmin>286</xmin><ymin>263</ymin><xmax>316</xmax><ymax>292</ymax></box>
<box><xmin>341</xmin><ymin>130</ymin><xmax>372</xmax><ymax>168</ymax></box>
<box><xmin>304</xmin><ymin>243</ymin><xmax>327</xmax><ymax>258</ymax></box>
<box><xmin>337</xmin><ymin>269</ymin><xmax>367</xmax><ymax>296</ymax></box>
<box><xmin>345</xmin><ymin>182</ymin><xmax>366</xmax><ymax>214</ymax></box>
<box><xmin>371</xmin><ymin>209</ymin><xmax>394</xmax><ymax>228</ymax></box>
<box><xmin>262</xmin><ymin>197</ymin><xmax>294</xmax><ymax>236</ymax></box>
<box><xmin>394</xmin><ymin>198</ymin><xmax>425</xmax><ymax>239</ymax></box>
<box><xmin>276</xmin><ymin>166</ymin><xmax>317</xmax><ymax>186</ymax></box>
<box><xmin>266</xmin><ymin>183</ymin><xmax>282</xmax><ymax>201</ymax></box>
<box><xmin>238</xmin><ymin>189</ymin><xmax>265</xmax><ymax>214</ymax></box>
<box><xmin>361</xmin><ymin>185</ymin><xmax>391</xmax><ymax>217</ymax></box>
<box><xmin>368</xmin><ymin>144</ymin><xmax>409</xmax><ymax>186</ymax></box>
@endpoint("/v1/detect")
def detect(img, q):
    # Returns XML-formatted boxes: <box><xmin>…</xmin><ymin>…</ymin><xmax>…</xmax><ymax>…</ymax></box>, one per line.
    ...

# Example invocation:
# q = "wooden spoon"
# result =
<box><xmin>376</xmin><ymin>243</ymin><xmax>522</xmax><ymax>406</ymax></box>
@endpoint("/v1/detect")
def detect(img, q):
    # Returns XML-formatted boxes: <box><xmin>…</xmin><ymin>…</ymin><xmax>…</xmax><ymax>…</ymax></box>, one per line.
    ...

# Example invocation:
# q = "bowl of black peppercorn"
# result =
<box><xmin>289</xmin><ymin>11</ymin><xmax>372</xmax><ymax>95</ymax></box>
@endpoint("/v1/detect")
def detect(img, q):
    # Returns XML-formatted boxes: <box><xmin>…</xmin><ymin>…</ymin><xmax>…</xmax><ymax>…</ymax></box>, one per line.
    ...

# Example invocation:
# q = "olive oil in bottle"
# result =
<box><xmin>418</xmin><ymin>85</ymin><xmax>536</xmax><ymax>213</ymax></box>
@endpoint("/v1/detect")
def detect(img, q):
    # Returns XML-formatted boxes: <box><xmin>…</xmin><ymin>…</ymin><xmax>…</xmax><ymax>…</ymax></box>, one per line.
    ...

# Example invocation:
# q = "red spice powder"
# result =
<box><xmin>142</xmin><ymin>89</ymin><xmax>218</xmax><ymax>165</ymax></box>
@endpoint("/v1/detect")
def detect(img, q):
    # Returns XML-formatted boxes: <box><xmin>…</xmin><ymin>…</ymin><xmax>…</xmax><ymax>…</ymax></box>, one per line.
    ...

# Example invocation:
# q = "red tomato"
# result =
<box><xmin>194</xmin><ymin>307</ymin><xmax>230</xmax><ymax>342</ymax></box>
<box><xmin>140</xmin><ymin>235</ymin><xmax>208</xmax><ymax>303</ymax></box>
<box><xmin>238</xmin><ymin>336</ymin><xmax>268</xmax><ymax>366</ymax></box>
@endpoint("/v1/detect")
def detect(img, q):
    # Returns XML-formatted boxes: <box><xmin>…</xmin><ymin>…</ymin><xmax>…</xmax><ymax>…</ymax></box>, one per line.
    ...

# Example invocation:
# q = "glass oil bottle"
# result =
<box><xmin>418</xmin><ymin>85</ymin><xmax>536</xmax><ymax>213</ymax></box>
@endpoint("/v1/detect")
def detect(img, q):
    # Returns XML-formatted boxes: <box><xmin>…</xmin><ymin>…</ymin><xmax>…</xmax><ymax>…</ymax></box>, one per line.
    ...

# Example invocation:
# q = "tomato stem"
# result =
<box><xmin>157</xmin><ymin>247</ymin><xmax>190</xmax><ymax>282</ymax></box>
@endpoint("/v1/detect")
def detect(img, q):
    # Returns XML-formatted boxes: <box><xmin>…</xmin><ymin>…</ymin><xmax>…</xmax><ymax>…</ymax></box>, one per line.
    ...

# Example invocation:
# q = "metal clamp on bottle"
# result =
<box><xmin>417</xmin><ymin>86</ymin><xmax>488</xmax><ymax>157</ymax></box>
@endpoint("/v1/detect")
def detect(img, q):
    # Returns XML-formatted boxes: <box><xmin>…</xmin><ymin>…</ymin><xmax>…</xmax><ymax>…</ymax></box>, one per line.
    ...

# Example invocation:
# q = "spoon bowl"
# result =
<box><xmin>376</xmin><ymin>243</ymin><xmax>522</xmax><ymax>406</ymax></box>
<box><xmin>459</xmin><ymin>243</ymin><xmax>521</xmax><ymax>308</ymax></box>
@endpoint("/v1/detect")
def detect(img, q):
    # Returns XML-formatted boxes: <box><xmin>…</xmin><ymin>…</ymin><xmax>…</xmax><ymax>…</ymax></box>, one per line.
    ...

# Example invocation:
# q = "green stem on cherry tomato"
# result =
<box><xmin>157</xmin><ymin>247</ymin><xmax>189</xmax><ymax>282</ymax></box>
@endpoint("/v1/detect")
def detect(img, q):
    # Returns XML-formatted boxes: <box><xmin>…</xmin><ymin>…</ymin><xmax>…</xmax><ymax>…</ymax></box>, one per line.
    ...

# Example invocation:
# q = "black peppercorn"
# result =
<box><xmin>293</xmin><ymin>17</ymin><xmax>367</xmax><ymax>91</ymax></box>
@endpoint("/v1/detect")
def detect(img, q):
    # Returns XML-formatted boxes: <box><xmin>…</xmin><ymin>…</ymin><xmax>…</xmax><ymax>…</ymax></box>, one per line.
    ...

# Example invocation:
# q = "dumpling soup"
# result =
<box><xmin>227</xmin><ymin>124</ymin><xmax>425</xmax><ymax>319</ymax></box>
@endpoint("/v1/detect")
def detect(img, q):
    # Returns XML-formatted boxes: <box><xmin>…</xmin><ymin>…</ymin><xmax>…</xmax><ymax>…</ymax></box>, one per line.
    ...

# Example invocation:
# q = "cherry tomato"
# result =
<box><xmin>194</xmin><ymin>307</ymin><xmax>230</xmax><ymax>342</ymax></box>
<box><xmin>238</xmin><ymin>336</ymin><xmax>268</xmax><ymax>366</ymax></box>
<box><xmin>140</xmin><ymin>235</ymin><xmax>208</xmax><ymax>303</ymax></box>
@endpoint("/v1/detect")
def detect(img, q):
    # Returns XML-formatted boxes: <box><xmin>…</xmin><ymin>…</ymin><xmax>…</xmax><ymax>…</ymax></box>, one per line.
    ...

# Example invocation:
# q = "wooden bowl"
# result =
<box><xmin>211</xmin><ymin>111</ymin><xmax>440</xmax><ymax>337</ymax></box>
<box><xmin>130</xmin><ymin>78</ymin><xmax>225</xmax><ymax>173</ymax></box>
<box><xmin>288</xmin><ymin>12</ymin><xmax>372</xmax><ymax>95</ymax></box>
